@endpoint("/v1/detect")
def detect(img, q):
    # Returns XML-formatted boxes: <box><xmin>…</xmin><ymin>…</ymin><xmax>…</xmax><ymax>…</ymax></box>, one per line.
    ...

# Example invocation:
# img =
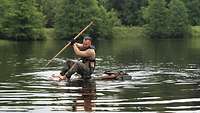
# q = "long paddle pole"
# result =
<box><xmin>45</xmin><ymin>21</ymin><xmax>93</xmax><ymax>67</ymax></box>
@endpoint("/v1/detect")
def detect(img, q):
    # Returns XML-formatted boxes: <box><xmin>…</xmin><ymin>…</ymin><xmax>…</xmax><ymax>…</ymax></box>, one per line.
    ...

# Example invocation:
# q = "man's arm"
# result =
<box><xmin>73</xmin><ymin>43</ymin><xmax>95</xmax><ymax>57</ymax></box>
<box><xmin>75</xmin><ymin>43</ymin><xmax>83</xmax><ymax>48</ymax></box>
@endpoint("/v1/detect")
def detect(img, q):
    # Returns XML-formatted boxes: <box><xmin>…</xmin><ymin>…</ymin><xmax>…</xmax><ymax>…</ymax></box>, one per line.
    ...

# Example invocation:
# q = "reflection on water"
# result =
<box><xmin>69</xmin><ymin>80</ymin><xmax>96</xmax><ymax>112</ymax></box>
<box><xmin>0</xmin><ymin>38</ymin><xmax>200</xmax><ymax>112</ymax></box>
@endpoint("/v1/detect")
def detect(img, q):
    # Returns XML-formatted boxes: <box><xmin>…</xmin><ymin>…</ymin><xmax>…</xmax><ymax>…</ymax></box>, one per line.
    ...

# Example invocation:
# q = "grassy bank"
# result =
<box><xmin>112</xmin><ymin>26</ymin><xmax>200</xmax><ymax>39</ymax></box>
<box><xmin>192</xmin><ymin>26</ymin><xmax>200</xmax><ymax>38</ymax></box>
<box><xmin>43</xmin><ymin>27</ymin><xmax>146</xmax><ymax>40</ymax></box>
<box><xmin>1</xmin><ymin>26</ymin><xmax>200</xmax><ymax>40</ymax></box>
<box><xmin>112</xmin><ymin>26</ymin><xmax>145</xmax><ymax>39</ymax></box>
<box><xmin>43</xmin><ymin>26</ymin><xmax>200</xmax><ymax>40</ymax></box>
<box><xmin>43</xmin><ymin>28</ymin><xmax>56</xmax><ymax>40</ymax></box>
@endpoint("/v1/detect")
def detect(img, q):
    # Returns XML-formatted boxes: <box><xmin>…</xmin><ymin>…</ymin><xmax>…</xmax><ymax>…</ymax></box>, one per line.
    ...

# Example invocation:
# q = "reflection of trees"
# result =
<box><xmin>0</xmin><ymin>41</ymin><xmax>36</xmax><ymax>81</ymax></box>
<box><xmin>109</xmin><ymin>38</ymin><xmax>196</xmax><ymax>66</ymax></box>
<box><xmin>66</xmin><ymin>80</ymin><xmax>96</xmax><ymax>112</ymax></box>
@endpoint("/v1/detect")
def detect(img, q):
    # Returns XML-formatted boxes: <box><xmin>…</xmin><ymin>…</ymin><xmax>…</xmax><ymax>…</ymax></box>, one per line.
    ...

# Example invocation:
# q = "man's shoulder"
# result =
<box><xmin>89</xmin><ymin>45</ymin><xmax>95</xmax><ymax>49</ymax></box>
<box><xmin>87</xmin><ymin>48</ymin><xmax>95</xmax><ymax>53</ymax></box>
<box><xmin>86</xmin><ymin>48</ymin><xmax>95</xmax><ymax>57</ymax></box>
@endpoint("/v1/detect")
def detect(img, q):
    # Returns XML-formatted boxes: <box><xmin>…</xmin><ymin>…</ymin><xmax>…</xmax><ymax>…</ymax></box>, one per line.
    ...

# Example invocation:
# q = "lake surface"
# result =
<box><xmin>0</xmin><ymin>38</ymin><xmax>200</xmax><ymax>113</ymax></box>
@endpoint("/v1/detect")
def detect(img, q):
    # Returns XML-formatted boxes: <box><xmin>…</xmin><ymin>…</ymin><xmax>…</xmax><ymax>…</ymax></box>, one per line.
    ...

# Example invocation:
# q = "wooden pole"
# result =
<box><xmin>45</xmin><ymin>21</ymin><xmax>93</xmax><ymax>67</ymax></box>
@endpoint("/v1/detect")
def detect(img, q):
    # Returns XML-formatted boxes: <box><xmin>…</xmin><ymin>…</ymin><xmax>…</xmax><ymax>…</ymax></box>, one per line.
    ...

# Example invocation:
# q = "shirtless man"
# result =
<box><xmin>52</xmin><ymin>36</ymin><xmax>95</xmax><ymax>81</ymax></box>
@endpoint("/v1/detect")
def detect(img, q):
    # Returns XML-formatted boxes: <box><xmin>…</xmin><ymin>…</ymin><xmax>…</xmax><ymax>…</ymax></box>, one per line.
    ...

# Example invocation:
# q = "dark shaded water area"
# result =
<box><xmin>0</xmin><ymin>38</ymin><xmax>200</xmax><ymax>113</ymax></box>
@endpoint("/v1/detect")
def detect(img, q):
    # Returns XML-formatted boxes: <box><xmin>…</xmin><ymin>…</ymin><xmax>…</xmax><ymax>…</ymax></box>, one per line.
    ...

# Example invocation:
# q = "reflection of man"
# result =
<box><xmin>52</xmin><ymin>36</ymin><xmax>96</xmax><ymax>81</ymax></box>
<box><xmin>70</xmin><ymin>80</ymin><xmax>96</xmax><ymax>112</ymax></box>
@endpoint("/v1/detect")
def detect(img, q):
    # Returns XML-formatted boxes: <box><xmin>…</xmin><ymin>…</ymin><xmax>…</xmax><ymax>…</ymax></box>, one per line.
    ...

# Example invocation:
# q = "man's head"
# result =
<box><xmin>83</xmin><ymin>36</ymin><xmax>92</xmax><ymax>48</ymax></box>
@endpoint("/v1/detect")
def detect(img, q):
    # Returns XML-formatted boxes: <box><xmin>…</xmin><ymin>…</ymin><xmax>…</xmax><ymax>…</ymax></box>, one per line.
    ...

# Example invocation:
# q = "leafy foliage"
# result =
<box><xmin>183</xmin><ymin>0</ymin><xmax>200</xmax><ymax>25</ymax></box>
<box><xmin>168</xmin><ymin>0</ymin><xmax>191</xmax><ymax>38</ymax></box>
<box><xmin>0</xmin><ymin>0</ymin><xmax>45</xmax><ymax>40</ymax></box>
<box><xmin>0</xmin><ymin>0</ymin><xmax>11</xmax><ymax>35</ymax></box>
<box><xmin>36</xmin><ymin>0</ymin><xmax>58</xmax><ymax>28</ymax></box>
<box><xmin>143</xmin><ymin>0</ymin><xmax>190</xmax><ymax>38</ymax></box>
<box><xmin>143</xmin><ymin>0</ymin><xmax>169</xmax><ymax>38</ymax></box>
<box><xmin>98</xmin><ymin>0</ymin><xmax>148</xmax><ymax>26</ymax></box>
<box><xmin>55</xmin><ymin>0</ymin><xmax>120</xmax><ymax>40</ymax></box>
<box><xmin>0</xmin><ymin>0</ymin><xmax>199</xmax><ymax>40</ymax></box>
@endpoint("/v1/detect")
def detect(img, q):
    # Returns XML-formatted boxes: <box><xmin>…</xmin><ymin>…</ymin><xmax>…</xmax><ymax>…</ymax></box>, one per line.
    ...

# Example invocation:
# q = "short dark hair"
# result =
<box><xmin>84</xmin><ymin>36</ymin><xmax>92</xmax><ymax>41</ymax></box>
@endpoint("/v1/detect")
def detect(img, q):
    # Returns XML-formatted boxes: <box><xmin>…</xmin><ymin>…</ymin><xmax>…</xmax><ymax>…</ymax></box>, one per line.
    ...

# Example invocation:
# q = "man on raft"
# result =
<box><xmin>51</xmin><ymin>36</ymin><xmax>130</xmax><ymax>81</ymax></box>
<box><xmin>51</xmin><ymin>36</ymin><xmax>96</xmax><ymax>81</ymax></box>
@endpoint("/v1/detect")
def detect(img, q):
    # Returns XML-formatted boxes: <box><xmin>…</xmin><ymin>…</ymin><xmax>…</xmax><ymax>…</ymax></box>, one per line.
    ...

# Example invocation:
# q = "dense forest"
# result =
<box><xmin>0</xmin><ymin>0</ymin><xmax>200</xmax><ymax>40</ymax></box>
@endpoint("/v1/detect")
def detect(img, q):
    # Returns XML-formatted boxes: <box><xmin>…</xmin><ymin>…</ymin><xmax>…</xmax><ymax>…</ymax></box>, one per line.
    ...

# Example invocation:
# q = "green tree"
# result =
<box><xmin>124</xmin><ymin>0</ymin><xmax>148</xmax><ymax>26</ymax></box>
<box><xmin>183</xmin><ymin>0</ymin><xmax>200</xmax><ymax>26</ymax></box>
<box><xmin>2</xmin><ymin>0</ymin><xmax>45</xmax><ymax>40</ymax></box>
<box><xmin>143</xmin><ymin>0</ymin><xmax>169</xmax><ymax>38</ymax></box>
<box><xmin>168</xmin><ymin>0</ymin><xmax>190</xmax><ymax>38</ymax></box>
<box><xmin>36</xmin><ymin>0</ymin><xmax>58</xmax><ymax>27</ymax></box>
<box><xmin>55</xmin><ymin>0</ymin><xmax>120</xmax><ymax>40</ymax></box>
<box><xmin>98</xmin><ymin>0</ymin><xmax>124</xmax><ymax>11</ymax></box>
<box><xmin>99</xmin><ymin>0</ymin><xmax>148</xmax><ymax>26</ymax></box>
<box><xmin>0</xmin><ymin>0</ymin><xmax>12</xmax><ymax>35</ymax></box>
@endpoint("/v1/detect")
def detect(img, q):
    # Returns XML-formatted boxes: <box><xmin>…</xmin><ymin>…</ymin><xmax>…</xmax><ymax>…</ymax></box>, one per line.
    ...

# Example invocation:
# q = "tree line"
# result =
<box><xmin>0</xmin><ymin>0</ymin><xmax>200</xmax><ymax>40</ymax></box>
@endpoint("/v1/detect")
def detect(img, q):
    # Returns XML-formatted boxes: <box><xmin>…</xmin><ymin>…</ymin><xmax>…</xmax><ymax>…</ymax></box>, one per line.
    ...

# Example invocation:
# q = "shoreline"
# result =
<box><xmin>1</xmin><ymin>26</ymin><xmax>200</xmax><ymax>41</ymax></box>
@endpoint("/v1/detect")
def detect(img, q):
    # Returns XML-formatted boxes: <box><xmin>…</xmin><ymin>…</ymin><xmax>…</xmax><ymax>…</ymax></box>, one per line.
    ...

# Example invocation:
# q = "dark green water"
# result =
<box><xmin>0</xmin><ymin>38</ymin><xmax>200</xmax><ymax>113</ymax></box>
